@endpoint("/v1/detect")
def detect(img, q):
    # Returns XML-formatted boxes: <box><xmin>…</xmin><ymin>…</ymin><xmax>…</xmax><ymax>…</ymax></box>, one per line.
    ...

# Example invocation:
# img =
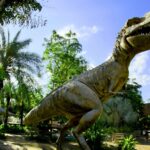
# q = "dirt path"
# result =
<box><xmin>0</xmin><ymin>133</ymin><xmax>150</xmax><ymax>150</ymax></box>
<box><xmin>105</xmin><ymin>140</ymin><xmax>150</xmax><ymax>150</ymax></box>
<box><xmin>0</xmin><ymin>133</ymin><xmax>80</xmax><ymax>150</ymax></box>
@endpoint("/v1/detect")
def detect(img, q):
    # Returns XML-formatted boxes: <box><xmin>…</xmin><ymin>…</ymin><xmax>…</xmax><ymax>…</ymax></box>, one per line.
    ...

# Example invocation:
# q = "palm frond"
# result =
<box><xmin>7</xmin><ymin>30</ymin><xmax>10</xmax><ymax>45</ymax></box>
<box><xmin>5</xmin><ymin>40</ymin><xmax>31</xmax><ymax>62</ymax></box>
<box><xmin>16</xmin><ymin>52</ymin><xmax>42</xmax><ymax>72</ymax></box>
<box><xmin>17</xmin><ymin>52</ymin><xmax>41</xmax><ymax>63</ymax></box>
<box><xmin>0</xmin><ymin>27</ymin><xmax>42</xmax><ymax>95</ymax></box>
<box><xmin>12</xmin><ymin>62</ymin><xmax>37</xmax><ymax>74</ymax></box>
<box><xmin>0</xmin><ymin>27</ymin><xmax>6</xmax><ymax>48</ymax></box>
<box><xmin>13</xmin><ymin>69</ymin><xmax>37</xmax><ymax>85</ymax></box>
<box><xmin>15</xmin><ymin>39</ymin><xmax>32</xmax><ymax>50</ymax></box>
<box><xmin>13</xmin><ymin>30</ymin><xmax>21</xmax><ymax>42</ymax></box>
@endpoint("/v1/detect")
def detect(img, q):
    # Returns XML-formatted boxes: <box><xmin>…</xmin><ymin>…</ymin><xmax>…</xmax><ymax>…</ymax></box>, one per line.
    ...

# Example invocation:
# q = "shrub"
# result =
<box><xmin>84</xmin><ymin>122</ymin><xmax>106</xmax><ymax>150</ymax></box>
<box><xmin>0</xmin><ymin>124</ymin><xmax>6</xmax><ymax>139</ymax></box>
<box><xmin>0</xmin><ymin>132</ymin><xmax>6</xmax><ymax>139</ymax></box>
<box><xmin>0</xmin><ymin>124</ymin><xmax>27</xmax><ymax>134</ymax></box>
<box><xmin>118</xmin><ymin>135</ymin><xmax>137</xmax><ymax>150</ymax></box>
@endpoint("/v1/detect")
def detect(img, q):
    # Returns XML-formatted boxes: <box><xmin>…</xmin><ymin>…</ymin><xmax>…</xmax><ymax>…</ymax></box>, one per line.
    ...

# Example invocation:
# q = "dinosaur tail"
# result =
<box><xmin>24</xmin><ymin>92</ymin><xmax>59</xmax><ymax>125</ymax></box>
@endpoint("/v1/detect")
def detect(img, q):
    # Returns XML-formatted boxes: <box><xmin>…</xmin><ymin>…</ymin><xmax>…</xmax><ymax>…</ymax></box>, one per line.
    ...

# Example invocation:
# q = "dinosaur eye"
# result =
<box><xmin>126</xmin><ymin>17</ymin><xmax>143</xmax><ymax>27</ymax></box>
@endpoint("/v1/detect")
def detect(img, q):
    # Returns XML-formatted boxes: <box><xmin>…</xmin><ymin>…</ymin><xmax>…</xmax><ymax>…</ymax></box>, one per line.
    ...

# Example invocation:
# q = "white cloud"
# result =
<box><xmin>57</xmin><ymin>24</ymin><xmax>101</xmax><ymax>38</ymax></box>
<box><xmin>129</xmin><ymin>52</ymin><xmax>150</xmax><ymax>86</ymax></box>
<box><xmin>105</xmin><ymin>53</ymin><xmax>112</xmax><ymax>61</ymax></box>
<box><xmin>87</xmin><ymin>63</ymin><xmax>96</xmax><ymax>70</ymax></box>
<box><xmin>80</xmin><ymin>50</ymin><xmax>87</xmax><ymax>55</ymax></box>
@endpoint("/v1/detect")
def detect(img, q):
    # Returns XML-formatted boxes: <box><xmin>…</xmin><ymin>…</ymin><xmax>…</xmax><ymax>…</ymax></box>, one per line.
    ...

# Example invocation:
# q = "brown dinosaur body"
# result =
<box><xmin>24</xmin><ymin>12</ymin><xmax>150</xmax><ymax>150</ymax></box>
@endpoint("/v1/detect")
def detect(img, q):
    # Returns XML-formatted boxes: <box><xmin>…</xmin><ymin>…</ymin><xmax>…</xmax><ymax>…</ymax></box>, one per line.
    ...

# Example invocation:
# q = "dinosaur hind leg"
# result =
<box><xmin>56</xmin><ymin>116</ymin><xmax>80</xmax><ymax>150</ymax></box>
<box><xmin>58</xmin><ymin>81</ymin><xmax>103</xmax><ymax>150</ymax></box>
<box><xmin>73</xmin><ymin>108</ymin><xmax>102</xmax><ymax>150</ymax></box>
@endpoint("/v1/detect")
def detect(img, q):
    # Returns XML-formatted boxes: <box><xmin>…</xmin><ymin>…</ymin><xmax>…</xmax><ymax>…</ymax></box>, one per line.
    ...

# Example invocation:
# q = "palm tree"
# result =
<box><xmin>15</xmin><ymin>76</ymin><xmax>41</xmax><ymax>126</ymax></box>
<box><xmin>1</xmin><ymin>80</ymin><xmax>15</xmax><ymax>126</ymax></box>
<box><xmin>0</xmin><ymin>27</ymin><xmax>42</xmax><ymax>126</ymax></box>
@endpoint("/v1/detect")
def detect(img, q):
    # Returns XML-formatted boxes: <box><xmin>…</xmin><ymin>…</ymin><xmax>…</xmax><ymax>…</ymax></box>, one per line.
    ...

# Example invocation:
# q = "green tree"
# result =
<box><xmin>43</xmin><ymin>30</ymin><xmax>87</xmax><ymax>90</ymax></box>
<box><xmin>0</xmin><ymin>28</ymin><xmax>41</xmax><ymax>89</ymax></box>
<box><xmin>0</xmin><ymin>0</ymin><xmax>45</xmax><ymax>27</ymax></box>
<box><xmin>0</xmin><ymin>79</ymin><xmax>15</xmax><ymax>126</ymax></box>
<box><xmin>0</xmin><ymin>27</ymin><xmax>42</xmax><ymax>126</ymax></box>
<box><xmin>14</xmin><ymin>77</ymin><xmax>42</xmax><ymax>126</ymax></box>
<box><xmin>116</xmin><ymin>80</ymin><xmax>144</xmax><ymax>128</ymax></box>
<box><xmin>119</xmin><ymin>81</ymin><xmax>143</xmax><ymax>115</ymax></box>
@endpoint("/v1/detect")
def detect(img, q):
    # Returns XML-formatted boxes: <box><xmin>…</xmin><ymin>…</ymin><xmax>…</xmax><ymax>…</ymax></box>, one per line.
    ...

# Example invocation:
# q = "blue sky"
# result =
<box><xmin>5</xmin><ymin>0</ymin><xmax>150</xmax><ymax>102</ymax></box>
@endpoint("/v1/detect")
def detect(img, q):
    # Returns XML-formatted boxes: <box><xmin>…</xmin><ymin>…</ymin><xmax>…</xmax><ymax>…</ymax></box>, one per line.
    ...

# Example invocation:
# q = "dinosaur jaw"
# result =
<box><xmin>126</xmin><ymin>23</ymin><xmax>150</xmax><ymax>52</ymax></box>
<box><xmin>127</xmin><ymin>34</ymin><xmax>150</xmax><ymax>51</ymax></box>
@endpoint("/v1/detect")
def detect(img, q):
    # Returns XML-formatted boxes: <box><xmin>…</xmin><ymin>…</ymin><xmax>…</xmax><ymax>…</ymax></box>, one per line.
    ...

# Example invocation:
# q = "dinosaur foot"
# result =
<box><xmin>56</xmin><ymin>142</ymin><xmax>63</xmax><ymax>150</ymax></box>
<box><xmin>56</xmin><ymin>133</ymin><xmax>64</xmax><ymax>150</ymax></box>
<box><xmin>73</xmin><ymin>131</ymin><xmax>91</xmax><ymax>150</ymax></box>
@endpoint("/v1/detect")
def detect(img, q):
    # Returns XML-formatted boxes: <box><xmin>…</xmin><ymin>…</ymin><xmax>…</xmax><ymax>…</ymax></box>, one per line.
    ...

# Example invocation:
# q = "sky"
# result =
<box><xmin>5</xmin><ymin>0</ymin><xmax>150</xmax><ymax>103</ymax></box>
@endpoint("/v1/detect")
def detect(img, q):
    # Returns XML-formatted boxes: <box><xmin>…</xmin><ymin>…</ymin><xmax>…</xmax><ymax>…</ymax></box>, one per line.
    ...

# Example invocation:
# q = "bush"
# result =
<box><xmin>0</xmin><ymin>132</ymin><xmax>6</xmax><ymax>139</ymax></box>
<box><xmin>139</xmin><ymin>115</ymin><xmax>150</xmax><ymax>130</ymax></box>
<box><xmin>118</xmin><ymin>135</ymin><xmax>137</xmax><ymax>150</ymax></box>
<box><xmin>117</xmin><ymin>126</ymin><xmax>134</xmax><ymax>133</ymax></box>
<box><xmin>0</xmin><ymin>124</ymin><xmax>6</xmax><ymax>139</ymax></box>
<box><xmin>0</xmin><ymin>124</ymin><xmax>27</xmax><ymax>134</ymax></box>
<box><xmin>0</xmin><ymin>124</ymin><xmax>5</xmax><ymax>133</ymax></box>
<box><xmin>84</xmin><ymin>122</ymin><xmax>106</xmax><ymax>150</ymax></box>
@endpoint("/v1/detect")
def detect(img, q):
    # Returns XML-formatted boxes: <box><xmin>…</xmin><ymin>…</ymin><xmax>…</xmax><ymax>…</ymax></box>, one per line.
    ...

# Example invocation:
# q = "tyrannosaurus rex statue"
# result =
<box><xmin>24</xmin><ymin>12</ymin><xmax>150</xmax><ymax>150</ymax></box>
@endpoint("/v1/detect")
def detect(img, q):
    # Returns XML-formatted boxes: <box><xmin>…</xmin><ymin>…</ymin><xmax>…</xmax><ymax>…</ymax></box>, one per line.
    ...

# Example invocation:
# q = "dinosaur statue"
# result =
<box><xmin>24</xmin><ymin>12</ymin><xmax>150</xmax><ymax>150</ymax></box>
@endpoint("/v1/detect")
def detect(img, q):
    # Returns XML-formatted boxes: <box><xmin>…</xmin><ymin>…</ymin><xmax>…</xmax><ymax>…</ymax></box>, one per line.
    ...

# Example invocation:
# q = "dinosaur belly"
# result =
<box><xmin>101</xmin><ymin>76</ymin><xmax>128</xmax><ymax>102</ymax></box>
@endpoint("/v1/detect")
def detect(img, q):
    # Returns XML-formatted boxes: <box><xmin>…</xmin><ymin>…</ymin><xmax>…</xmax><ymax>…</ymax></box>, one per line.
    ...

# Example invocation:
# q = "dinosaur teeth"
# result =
<box><xmin>130</xmin><ymin>26</ymin><xmax>150</xmax><ymax>36</ymax></box>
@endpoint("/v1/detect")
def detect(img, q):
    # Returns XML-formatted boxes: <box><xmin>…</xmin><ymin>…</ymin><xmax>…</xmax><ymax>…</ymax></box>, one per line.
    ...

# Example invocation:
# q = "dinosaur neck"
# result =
<box><xmin>111</xmin><ymin>45</ymin><xmax>135</xmax><ymax>67</ymax></box>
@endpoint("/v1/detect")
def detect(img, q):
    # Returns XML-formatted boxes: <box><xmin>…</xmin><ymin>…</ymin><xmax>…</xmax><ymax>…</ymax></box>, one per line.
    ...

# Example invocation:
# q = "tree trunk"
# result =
<box><xmin>0</xmin><ymin>79</ymin><xmax>4</xmax><ymax>106</ymax></box>
<box><xmin>4</xmin><ymin>96</ymin><xmax>10</xmax><ymax>127</ymax></box>
<box><xmin>0</xmin><ymin>79</ymin><xmax>3</xmax><ymax>90</ymax></box>
<box><xmin>20</xmin><ymin>100</ymin><xmax>24</xmax><ymax>126</ymax></box>
<box><xmin>0</xmin><ymin>0</ymin><xmax>5</xmax><ymax>8</ymax></box>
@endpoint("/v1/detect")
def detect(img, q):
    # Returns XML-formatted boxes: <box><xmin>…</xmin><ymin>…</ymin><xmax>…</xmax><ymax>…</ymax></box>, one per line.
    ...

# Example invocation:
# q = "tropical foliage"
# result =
<box><xmin>0</xmin><ymin>28</ymin><xmax>41</xmax><ymax>88</ymax></box>
<box><xmin>119</xmin><ymin>81</ymin><xmax>143</xmax><ymax>115</ymax></box>
<box><xmin>0</xmin><ymin>0</ymin><xmax>43</xmax><ymax>27</ymax></box>
<box><xmin>0</xmin><ymin>27</ymin><xmax>42</xmax><ymax>126</ymax></box>
<box><xmin>43</xmin><ymin>30</ymin><xmax>87</xmax><ymax>90</ymax></box>
<box><xmin>14</xmin><ymin>78</ymin><xmax>43</xmax><ymax>126</ymax></box>
<box><xmin>84</xmin><ymin>120</ymin><xmax>106</xmax><ymax>150</ymax></box>
<box><xmin>118</xmin><ymin>135</ymin><xmax>137</xmax><ymax>150</ymax></box>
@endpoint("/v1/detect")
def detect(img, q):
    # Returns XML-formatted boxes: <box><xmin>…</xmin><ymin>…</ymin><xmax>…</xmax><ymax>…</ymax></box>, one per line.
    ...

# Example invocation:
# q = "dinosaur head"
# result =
<box><xmin>120</xmin><ymin>12</ymin><xmax>150</xmax><ymax>54</ymax></box>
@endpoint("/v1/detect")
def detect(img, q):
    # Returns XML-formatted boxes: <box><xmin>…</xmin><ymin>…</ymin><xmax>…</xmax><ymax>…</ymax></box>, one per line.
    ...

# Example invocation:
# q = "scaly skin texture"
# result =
<box><xmin>24</xmin><ymin>12</ymin><xmax>150</xmax><ymax>150</ymax></box>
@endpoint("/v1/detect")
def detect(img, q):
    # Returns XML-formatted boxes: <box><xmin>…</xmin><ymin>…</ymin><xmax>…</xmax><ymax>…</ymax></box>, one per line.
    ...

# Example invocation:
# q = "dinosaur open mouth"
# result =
<box><xmin>126</xmin><ymin>25</ymin><xmax>150</xmax><ymax>50</ymax></box>
<box><xmin>129</xmin><ymin>26</ymin><xmax>150</xmax><ymax>37</ymax></box>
